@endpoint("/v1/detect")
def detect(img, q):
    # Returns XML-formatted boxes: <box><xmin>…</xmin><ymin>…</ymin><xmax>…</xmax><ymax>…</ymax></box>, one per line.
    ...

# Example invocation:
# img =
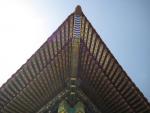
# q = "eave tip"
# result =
<box><xmin>75</xmin><ymin>5</ymin><xmax>82</xmax><ymax>15</ymax></box>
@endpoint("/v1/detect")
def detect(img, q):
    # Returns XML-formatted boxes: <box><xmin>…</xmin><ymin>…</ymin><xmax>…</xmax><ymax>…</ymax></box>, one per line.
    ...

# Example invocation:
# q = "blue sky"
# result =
<box><xmin>0</xmin><ymin>0</ymin><xmax>150</xmax><ymax>101</ymax></box>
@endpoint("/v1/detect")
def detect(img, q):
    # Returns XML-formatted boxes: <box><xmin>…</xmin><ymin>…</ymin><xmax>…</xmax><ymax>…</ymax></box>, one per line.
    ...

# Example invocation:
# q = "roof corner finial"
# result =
<box><xmin>75</xmin><ymin>5</ymin><xmax>82</xmax><ymax>15</ymax></box>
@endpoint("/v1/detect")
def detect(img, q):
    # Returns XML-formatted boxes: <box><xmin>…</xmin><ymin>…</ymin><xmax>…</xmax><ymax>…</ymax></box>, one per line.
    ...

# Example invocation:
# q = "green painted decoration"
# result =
<box><xmin>58</xmin><ymin>100</ymin><xmax>85</xmax><ymax>113</ymax></box>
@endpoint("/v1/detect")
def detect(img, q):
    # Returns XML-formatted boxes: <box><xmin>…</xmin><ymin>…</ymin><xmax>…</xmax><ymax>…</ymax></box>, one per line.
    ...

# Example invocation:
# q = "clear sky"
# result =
<box><xmin>0</xmin><ymin>0</ymin><xmax>150</xmax><ymax>101</ymax></box>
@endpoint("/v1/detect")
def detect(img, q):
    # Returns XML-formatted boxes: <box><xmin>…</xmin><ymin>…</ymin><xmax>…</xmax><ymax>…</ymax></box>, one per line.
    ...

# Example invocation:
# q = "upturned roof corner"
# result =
<box><xmin>75</xmin><ymin>5</ymin><xmax>82</xmax><ymax>15</ymax></box>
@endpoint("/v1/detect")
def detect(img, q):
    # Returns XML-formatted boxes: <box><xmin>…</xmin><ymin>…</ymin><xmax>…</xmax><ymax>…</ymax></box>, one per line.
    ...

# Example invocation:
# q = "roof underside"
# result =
<box><xmin>0</xmin><ymin>6</ymin><xmax>150</xmax><ymax>113</ymax></box>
